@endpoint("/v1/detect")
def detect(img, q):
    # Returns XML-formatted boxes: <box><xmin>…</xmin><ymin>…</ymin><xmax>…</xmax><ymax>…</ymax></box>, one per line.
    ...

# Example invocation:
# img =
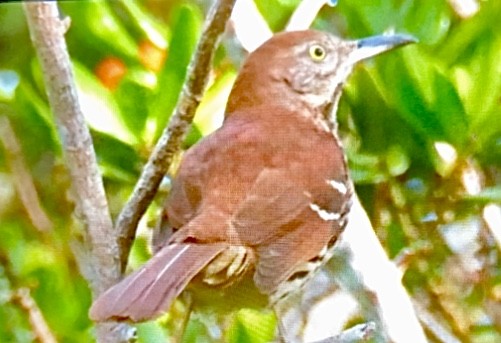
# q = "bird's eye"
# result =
<box><xmin>309</xmin><ymin>44</ymin><xmax>326</xmax><ymax>61</ymax></box>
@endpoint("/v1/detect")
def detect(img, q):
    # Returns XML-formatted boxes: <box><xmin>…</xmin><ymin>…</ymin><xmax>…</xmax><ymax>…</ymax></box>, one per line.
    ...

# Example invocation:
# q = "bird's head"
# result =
<box><xmin>226</xmin><ymin>30</ymin><xmax>416</xmax><ymax>120</ymax></box>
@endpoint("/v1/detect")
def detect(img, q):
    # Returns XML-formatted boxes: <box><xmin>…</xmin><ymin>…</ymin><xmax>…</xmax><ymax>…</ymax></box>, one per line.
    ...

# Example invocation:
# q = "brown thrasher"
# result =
<box><xmin>90</xmin><ymin>30</ymin><xmax>414</xmax><ymax>328</ymax></box>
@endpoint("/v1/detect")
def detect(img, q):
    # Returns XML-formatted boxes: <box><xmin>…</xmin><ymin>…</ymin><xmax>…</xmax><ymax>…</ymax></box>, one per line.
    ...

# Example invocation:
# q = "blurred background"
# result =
<box><xmin>0</xmin><ymin>0</ymin><xmax>500</xmax><ymax>342</ymax></box>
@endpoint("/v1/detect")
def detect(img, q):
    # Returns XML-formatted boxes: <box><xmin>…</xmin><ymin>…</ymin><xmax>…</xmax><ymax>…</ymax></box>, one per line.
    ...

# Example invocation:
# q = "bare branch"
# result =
<box><xmin>0</xmin><ymin>115</ymin><xmax>52</xmax><ymax>232</ymax></box>
<box><xmin>23</xmin><ymin>2</ymin><xmax>133</xmax><ymax>342</ymax></box>
<box><xmin>412</xmin><ymin>300</ymin><xmax>462</xmax><ymax>343</ymax></box>
<box><xmin>12</xmin><ymin>288</ymin><xmax>57</xmax><ymax>343</ymax></box>
<box><xmin>115</xmin><ymin>0</ymin><xmax>237</xmax><ymax>270</ymax></box>
<box><xmin>23</xmin><ymin>0</ymin><xmax>117</xmax><ymax>295</ymax></box>
<box><xmin>333</xmin><ymin>196</ymin><xmax>428</xmax><ymax>342</ymax></box>
<box><xmin>312</xmin><ymin>322</ymin><xmax>376</xmax><ymax>343</ymax></box>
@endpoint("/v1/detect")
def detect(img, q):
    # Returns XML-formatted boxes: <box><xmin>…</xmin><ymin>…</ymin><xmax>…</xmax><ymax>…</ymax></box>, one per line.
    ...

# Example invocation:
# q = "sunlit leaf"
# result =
<box><xmin>463</xmin><ymin>186</ymin><xmax>501</xmax><ymax>204</ymax></box>
<box><xmin>386</xmin><ymin>145</ymin><xmax>410</xmax><ymax>177</ymax></box>
<box><xmin>73</xmin><ymin>62</ymin><xmax>138</xmax><ymax>145</ymax></box>
<box><xmin>227</xmin><ymin>309</ymin><xmax>276</xmax><ymax>343</ymax></box>
<box><xmin>193</xmin><ymin>70</ymin><xmax>237</xmax><ymax>136</ymax></box>
<box><xmin>254</xmin><ymin>0</ymin><xmax>300</xmax><ymax>31</ymax></box>
<box><xmin>112</xmin><ymin>0</ymin><xmax>169</xmax><ymax>50</ymax></box>
<box><xmin>136</xmin><ymin>322</ymin><xmax>168</xmax><ymax>343</ymax></box>
<box><xmin>348</xmin><ymin>152</ymin><xmax>387</xmax><ymax>184</ymax></box>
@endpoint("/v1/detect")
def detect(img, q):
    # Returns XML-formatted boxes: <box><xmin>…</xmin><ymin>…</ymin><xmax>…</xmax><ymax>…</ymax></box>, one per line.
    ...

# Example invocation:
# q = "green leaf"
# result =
<box><xmin>114</xmin><ymin>67</ymin><xmax>156</xmax><ymax>140</ymax></box>
<box><xmin>477</xmin><ymin>134</ymin><xmax>501</xmax><ymax>168</ymax></box>
<box><xmin>386</xmin><ymin>145</ymin><xmax>410</xmax><ymax>177</ymax></box>
<box><xmin>13</xmin><ymin>80</ymin><xmax>61</xmax><ymax>155</ymax></box>
<box><xmin>136</xmin><ymin>322</ymin><xmax>168</xmax><ymax>343</ymax></box>
<box><xmin>339</xmin><ymin>0</ymin><xmax>449</xmax><ymax>43</ymax></box>
<box><xmin>399</xmin><ymin>0</ymin><xmax>450</xmax><ymax>45</ymax></box>
<box><xmin>193</xmin><ymin>70</ymin><xmax>237</xmax><ymax>136</ymax></box>
<box><xmin>386</xmin><ymin>222</ymin><xmax>408</xmax><ymax>258</ymax></box>
<box><xmin>227</xmin><ymin>309</ymin><xmax>276</xmax><ymax>343</ymax></box>
<box><xmin>182</xmin><ymin>316</ymin><xmax>212</xmax><ymax>343</ymax></box>
<box><xmin>348</xmin><ymin>152</ymin><xmax>387</xmax><ymax>184</ymax></box>
<box><xmin>463</xmin><ymin>186</ymin><xmax>501</xmax><ymax>204</ymax></box>
<box><xmin>377</xmin><ymin>49</ymin><xmax>469</xmax><ymax>147</ymax></box>
<box><xmin>338</xmin><ymin>0</ymin><xmax>393</xmax><ymax>35</ymax></box>
<box><xmin>430</xmin><ymin>68</ymin><xmax>469</xmax><ymax>148</ymax></box>
<box><xmin>254</xmin><ymin>0</ymin><xmax>300</xmax><ymax>31</ymax></box>
<box><xmin>112</xmin><ymin>0</ymin><xmax>169</xmax><ymax>50</ymax></box>
<box><xmin>437</xmin><ymin>0</ymin><xmax>501</xmax><ymax>65</ymax></box>
<box><xmin>60</xmin><ymin>1</ymin><xmax>138</xmax><ymax>62</ymax></box>
<box><xmin>72</xmin><ymin>62</ymin><xmax>138</xmax><ymax>145</ymax></box>
<box><xmin>385</xmin><ymin>63</ymin><xmax>442</xmax><ymax>139</ymax></box>
<box><xmin>92</xmin><ymin>130</ymin><xmax>142</xmax><ymax>182</ymax></box>
<box><xmin>149</xmin><ymin>4</ymin><xmax>202</xmax><ymax>140</ymax></box>
<box><xmin>452</xmin><ymin>35</ymin><xmax>501</xmax><ymax>146</ymax></box>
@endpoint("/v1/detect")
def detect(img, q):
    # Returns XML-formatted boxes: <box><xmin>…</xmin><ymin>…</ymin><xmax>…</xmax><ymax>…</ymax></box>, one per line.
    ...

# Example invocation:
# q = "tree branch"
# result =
<box><xmin>115</xmin><ymin>0</ymin><xmax>237</xmax><ymax>271</ymax></box>
<box><xmin>312</xmin><ymin>322</ymin><xmax>376</xmax><ymax>343</ymax></box>
<box><xmin>12</xmin><ymin>288</ymin><xmax>57</xmax><ymax>343</ymax></box>
<box><xmin>331</xmin><ymin>196</ymin><xmax>428</xmax><ymax>342</ymax></box>
<box><xmin>412</xmin><ymin>300</ymin><xmax>461</xmax><ymax>343</ymax></box>
<box><xmin>23</xmin><ymin>2</ymin><xmax>134</xmax><ymax>342</ymax></box>
<box><xmin>0</xmin><ymin>115</ymin><xmax>52</xmax><ymax>232</ymax></box>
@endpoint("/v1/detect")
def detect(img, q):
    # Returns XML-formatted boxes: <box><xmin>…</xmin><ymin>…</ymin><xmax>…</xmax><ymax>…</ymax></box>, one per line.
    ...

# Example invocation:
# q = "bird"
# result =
<box><xmin>89</xmin><ymin>29</ymin><xmax>414</xmax><ymax>328</ymax></box>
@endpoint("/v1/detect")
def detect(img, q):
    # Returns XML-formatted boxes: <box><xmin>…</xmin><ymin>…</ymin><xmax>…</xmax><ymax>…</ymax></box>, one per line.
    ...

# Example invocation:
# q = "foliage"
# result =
<box><xmin>0</xmin><ymin>0</ymin><xmax>500</xmax><ymax>342</ymax></box>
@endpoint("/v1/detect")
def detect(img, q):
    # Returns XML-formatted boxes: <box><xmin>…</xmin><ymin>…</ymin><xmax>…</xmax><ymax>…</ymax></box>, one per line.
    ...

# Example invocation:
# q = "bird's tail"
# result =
<box><xmin>89</xmin><ymin>243</ymin><xmax>225</xmax><ymax>322</ymax></box>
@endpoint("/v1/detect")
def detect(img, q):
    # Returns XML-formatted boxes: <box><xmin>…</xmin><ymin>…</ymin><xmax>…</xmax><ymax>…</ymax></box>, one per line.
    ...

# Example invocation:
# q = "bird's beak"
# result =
<box><xmin>348</xmin><ymin>33</ymin><xmax>417</xmax><ymax>64</ymax></box>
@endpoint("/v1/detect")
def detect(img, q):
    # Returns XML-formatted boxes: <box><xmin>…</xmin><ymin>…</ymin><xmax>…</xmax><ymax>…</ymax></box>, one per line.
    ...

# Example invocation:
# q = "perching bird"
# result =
<box><xmin>90</xmin><ymin>29</ymin><xmax>414</xmax><ymax>332</ymax></box>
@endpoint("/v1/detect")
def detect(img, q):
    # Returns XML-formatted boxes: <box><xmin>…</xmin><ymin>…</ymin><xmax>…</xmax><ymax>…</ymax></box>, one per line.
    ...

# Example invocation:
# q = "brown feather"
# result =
<box><xmin>89</xmin><ymin>243</ymin><xmax>225</xmax><ymax>322</ymax></box>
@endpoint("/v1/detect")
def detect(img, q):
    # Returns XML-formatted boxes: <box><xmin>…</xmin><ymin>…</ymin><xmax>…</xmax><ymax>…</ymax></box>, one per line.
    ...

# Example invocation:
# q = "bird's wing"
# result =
<box><xmin>149</xmin><ymin>110</ymin><xmax>346</xmax><ymax>297</ymax></box>
<box><xmin>164</xmin><ymin>114</ymin><xmax>263</xmax><ymax>230</ymax></box>
<box><xmin>230</xmin><ymin>167</ymin><xmax>311</xmax><ymax>245</ymax></box>
<box><xmin>165</xmin><ymin>111</ymin><xmax>323</xmax><ymax>243</ymax></box>
<box><xmin>89</xmin><ymin>243</ymin><xmax>225</xmax><ymax>322</ymax></box>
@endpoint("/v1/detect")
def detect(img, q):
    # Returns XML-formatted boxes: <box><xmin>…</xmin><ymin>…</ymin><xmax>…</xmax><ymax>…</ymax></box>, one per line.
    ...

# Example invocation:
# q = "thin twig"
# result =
<box><xmin>2</xmin><ymin>257</ymin><xmax>57</xmax><ymax>342</ymax></box>
<box><xmin>0</xmin><ymin>115</ymin><xmax>52</xmax><ymax>232</ymax></box>
<box><xmin>333</xmin><ymin>196</ymin><xmax>428</xmax><ymax>342</ymax></box>
<box><xmin>12</xmin><ymin>288</ymin><xmax>58</xmax><ymax>343</ymax></box>
<box><xmin>412</xmin><ymin>300</ymin><xmax>462</xmax><ymax>343</ymax></box>
<box><xmin>312</xmin><ymin>322</ymin><xmax>376</xmax><ymax>343</ymax></box>
<box><xmin>115</xmin><ymin>0</ymin><xmax>237</xmax><ymax>271</ymax></box>
<box><xmin>23</xmin><ymin>3</ymin><xmax>133</xmax><ymax>342</ymax></box>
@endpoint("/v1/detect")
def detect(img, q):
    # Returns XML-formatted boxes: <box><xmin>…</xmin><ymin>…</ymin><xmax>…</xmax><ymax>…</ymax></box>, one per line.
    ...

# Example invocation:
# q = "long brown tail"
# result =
<box><xmin>89</xmin><ymin>243</ymin><xmax>225</xmax><ymax>322</ymax></box>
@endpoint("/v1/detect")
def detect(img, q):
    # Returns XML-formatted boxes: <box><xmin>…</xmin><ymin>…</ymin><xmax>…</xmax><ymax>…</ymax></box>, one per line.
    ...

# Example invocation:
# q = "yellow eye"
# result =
<box><xmin>309</xmin><ymin>44</ymin><xmax>326</xmax><ymax>61</ymax></box>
